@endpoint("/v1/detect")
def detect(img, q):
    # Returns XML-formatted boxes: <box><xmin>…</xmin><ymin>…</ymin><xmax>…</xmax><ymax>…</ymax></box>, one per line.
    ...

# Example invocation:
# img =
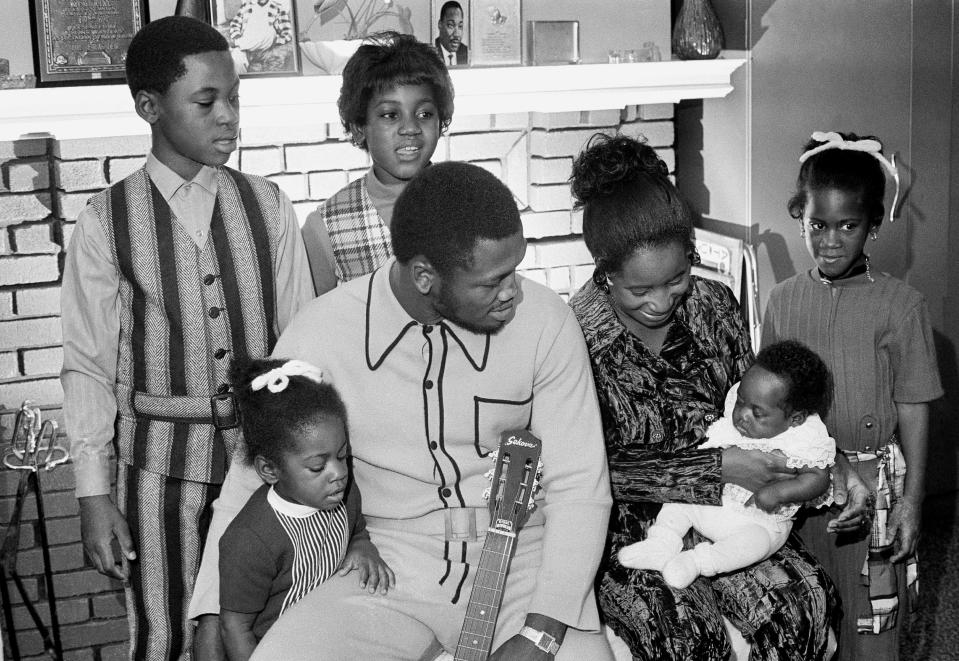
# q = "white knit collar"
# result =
<box><xmin>267</xmin><ymin>485</ymin><xmax>320</xmax><ymax>518</ymax></box>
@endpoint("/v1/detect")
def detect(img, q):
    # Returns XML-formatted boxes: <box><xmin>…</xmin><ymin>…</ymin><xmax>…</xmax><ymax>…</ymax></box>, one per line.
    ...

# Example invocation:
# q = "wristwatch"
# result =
<box><xmin>519</xmin><ymin>626</ymin><xmax>561</xmax><ymax>655</ymax></box>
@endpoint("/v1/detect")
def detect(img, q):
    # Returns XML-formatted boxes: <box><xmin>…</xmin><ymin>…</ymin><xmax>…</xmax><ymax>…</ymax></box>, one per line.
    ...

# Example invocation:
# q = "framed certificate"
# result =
<box><xmin>30</xmin><ymin>0</ymin><xmax>148</xmax><ymax>85</ymax></box>
<box><xmin>470</xmin><ymin>0</ymin><xmax>521</xmax><ymax>67</ymax></box>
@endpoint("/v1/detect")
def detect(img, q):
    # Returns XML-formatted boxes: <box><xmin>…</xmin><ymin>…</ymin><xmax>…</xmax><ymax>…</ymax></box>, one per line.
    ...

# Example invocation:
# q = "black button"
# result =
<box><xmin>214</xmin><ymin>348</ymin><xmax>227</xmax><ymax>359</ymax></box>
<box><xmin>442</xmin><ymin>488</ymin><xmax>452</xmax><ymax>497</ymax></box>
<box><xmin>424</xmin><ymin>325</ymin><xmax>433</xmax><ymax>334</ymax></box>
<box><xmin>203</xmin><ymin>274</ymin><xmax>216</xmax><ymax>285</ymax></box>
<box><xmin>430</xmin><ymin>441</ymin><xmax>438</xmax><ymax>450</ymax></box>
<box><xmin>425</xmin><ymin>380</ymin><xmax>434</xmax><ymax>389</ymax></box>
<box><xmin>865</xmin><ymin>421</ymin><xmax>874</xmax><ymax>429</ymax></box>
<box><xmin>209</xmin><ymin>307</ymin><xmax>221</xmax><ymax>319</ymax></box>
<box><xmin>217</xmin><ymin>383</ymin><xmax>230</xmax><ymax>394</ymax></box>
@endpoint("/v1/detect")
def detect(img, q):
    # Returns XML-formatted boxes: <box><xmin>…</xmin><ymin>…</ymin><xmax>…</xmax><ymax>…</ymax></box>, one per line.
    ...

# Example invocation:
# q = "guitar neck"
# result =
<box><xmin>453</xmin><ymin>530</ymin><xmax>517</xmax><ymax>661</ymax></box>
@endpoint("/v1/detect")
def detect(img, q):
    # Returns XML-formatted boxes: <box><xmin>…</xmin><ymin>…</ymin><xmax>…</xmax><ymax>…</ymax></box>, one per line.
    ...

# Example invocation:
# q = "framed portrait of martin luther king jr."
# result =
<box><xmin>432</xmin><ymin>0</ymin><xmax>469</xmax><ymax>68</ymax></box>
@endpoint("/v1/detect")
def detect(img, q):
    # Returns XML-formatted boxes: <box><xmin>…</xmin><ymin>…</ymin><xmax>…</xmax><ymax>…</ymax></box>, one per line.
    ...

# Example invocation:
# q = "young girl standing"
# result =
<box><xmin>218</xmin><ymin>358</ymin><xmax>393</xmax><ymax>661</ymax></box>
<box><xmin>762</xmin><ymin>131</ymin><xmax>943</xmax><ymax>661</ymax></box>
<box><xmin>301</xmin><ymin>32</ymin><xmax>454</xmax><ymax>295</ymax></box>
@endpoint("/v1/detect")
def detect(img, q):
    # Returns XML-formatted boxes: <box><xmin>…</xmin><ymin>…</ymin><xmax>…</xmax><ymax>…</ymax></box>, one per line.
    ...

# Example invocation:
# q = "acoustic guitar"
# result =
<box><xmin>439</xmin><ymin>429</ymin><xmax>543</xmax><ymax>661</ymax></box>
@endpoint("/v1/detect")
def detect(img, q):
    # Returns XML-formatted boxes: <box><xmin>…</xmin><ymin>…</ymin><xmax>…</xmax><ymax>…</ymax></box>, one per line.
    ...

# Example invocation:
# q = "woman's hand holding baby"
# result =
<box><xmin>721</xmin><ymin>447</ymin><xmax>796</xmax><ymax>493</ymax></box>
<box><xmin>338</xmin><ymin>538</ymin><xmax>396</xmax><ymax>594</ymax></box>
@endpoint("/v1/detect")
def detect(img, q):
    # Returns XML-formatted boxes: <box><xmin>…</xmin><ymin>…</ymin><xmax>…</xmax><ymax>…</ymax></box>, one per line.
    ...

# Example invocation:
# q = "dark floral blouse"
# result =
<box><xmin>570</xmin><ymin>276</ymin><xmax>839</xmax><ymax>661</ymax></box>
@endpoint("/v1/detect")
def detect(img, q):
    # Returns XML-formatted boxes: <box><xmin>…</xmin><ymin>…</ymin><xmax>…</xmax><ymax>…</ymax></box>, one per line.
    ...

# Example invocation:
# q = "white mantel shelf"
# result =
<box><xmin>0</xmin><ymin>53</ymin><xmax>746</xmax><ymax>142</ymax></box>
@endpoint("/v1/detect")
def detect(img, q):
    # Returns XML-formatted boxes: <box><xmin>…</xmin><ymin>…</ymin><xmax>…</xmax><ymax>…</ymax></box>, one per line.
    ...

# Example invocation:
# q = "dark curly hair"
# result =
<box><xmin>338</xmin><ymin>32</ymin><xmax>454</xmax><ymax>150</ymax></box>
<box><xmin>440</xmin><ymin>1</ymin><xmax>463</xmax><ymax>20</ymax></box>
<box><xmin>391</xmin><ymin>161</ymin><xmax>521</xmax><ymax>275</ymax></box>
<box><xmin>231</xmin><ymin>357</ymin><xmax>348</xmax><ymax>466</ymax></box>
<box><xmin>569</xmin><ymin>133</ymin><xmax>695</xmax><ymax>282</ymax></box>
<box><xmin>787</xmin><ymin>131</ymin><xmax>887</xmax><ymax>228</ymax></box>
<box><xmin>754</xmin><ymin>340</ymin><xmax>833</xmax><ymax>418</ymax></box>
<box><xmin>125</xmin><ymin>16</ymin><xmax>229</xmax><ymax>98</ymax></box>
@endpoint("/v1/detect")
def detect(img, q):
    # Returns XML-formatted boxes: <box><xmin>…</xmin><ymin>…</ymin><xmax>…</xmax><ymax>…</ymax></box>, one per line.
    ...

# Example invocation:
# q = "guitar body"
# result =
<box><xmin>447</xmin><ymin>429</ymin><xmax>543</xmax><ymax>661</ymax></box>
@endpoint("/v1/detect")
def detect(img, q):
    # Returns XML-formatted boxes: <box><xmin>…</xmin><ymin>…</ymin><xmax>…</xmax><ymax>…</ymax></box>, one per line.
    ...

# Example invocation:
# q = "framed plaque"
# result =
<box><xmin>431</xmin><ymin>0</ymin><xmax>469</xmax><ymax>68</ymax></box>
<box><xmin>470</xmin><ymin>0</ymin><xmax>521</xmax><ymax>67</ymax></box>
<box><xmin>210</xmin><ymin>0</ymin><xmax>301</xmax><ymax>77</ymax></box>
<box><xmin>30</xmin><ymin>0</ymin><xmax>148</xmax><ymax>85</ymax></box>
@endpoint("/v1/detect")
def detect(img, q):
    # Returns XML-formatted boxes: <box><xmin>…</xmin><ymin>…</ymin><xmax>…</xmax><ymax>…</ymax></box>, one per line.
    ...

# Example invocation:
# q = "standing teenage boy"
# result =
<box><xmin>60</xmin><ymin>16</ymin><xmax>313</xmax><ymax>660</ymax></box>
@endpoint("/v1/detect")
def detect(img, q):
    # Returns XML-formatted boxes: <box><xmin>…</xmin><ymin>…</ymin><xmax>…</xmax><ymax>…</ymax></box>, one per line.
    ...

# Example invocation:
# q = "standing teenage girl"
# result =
<box><xmin>762</xmin><ymin>131</ymin><xmax>943</xmax><ymax>661</ymax></box>
<box><xmin>301</xmin><ymin>32</ymin><xmax>453</xmax><ymax>295</ymax></box>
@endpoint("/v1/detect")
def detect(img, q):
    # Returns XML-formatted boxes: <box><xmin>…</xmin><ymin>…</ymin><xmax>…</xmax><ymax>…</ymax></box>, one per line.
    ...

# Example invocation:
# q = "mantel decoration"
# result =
<box><xmin>30</xmin><ymin>0</ymin><xmax>148</xmax><ymax>84</ymax></box>
<box><xmin>672</xmin><ymin>0</ymin><xmax>724</xmax><ymax>60</ymax></box>
<box><xmin>300</xmin><ymin>0</ymin><xmax>413</xmax><ymax>73</ymax></box>
<box><xmin>209</xmin><ymin>0</ymin><xmax>302</xmax><ymax>76</ymax></box>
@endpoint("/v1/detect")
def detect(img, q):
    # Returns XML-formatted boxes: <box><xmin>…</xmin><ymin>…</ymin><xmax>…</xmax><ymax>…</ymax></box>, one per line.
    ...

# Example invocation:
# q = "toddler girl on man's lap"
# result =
<box><xmin>218</xmin><ymin>358</ymin><xmax>393</xmax><ymax>661</ymax></box>
<box><xmin>619</xmin><ymin>340</ymin><xmax>835</xmax><ymax>589</ymax></box>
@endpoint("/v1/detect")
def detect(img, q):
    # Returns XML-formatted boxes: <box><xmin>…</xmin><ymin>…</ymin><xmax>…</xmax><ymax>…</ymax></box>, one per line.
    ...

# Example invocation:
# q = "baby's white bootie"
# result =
<box><xmin>662</xmin><ymin>541</ymin><xmax>717</xmax><ymax>590</ymax></box>
<box><xmin>617</xmin><ymin>526</ymin><xmax>683</xmax><ymax>571</ymax></box>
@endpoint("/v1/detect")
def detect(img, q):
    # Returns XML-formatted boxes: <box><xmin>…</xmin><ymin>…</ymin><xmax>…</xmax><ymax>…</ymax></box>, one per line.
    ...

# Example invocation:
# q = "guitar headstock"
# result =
<box><xmin>482</xmin><ymin>429</ymin><xmax>543</xmax><ymax>535</ymax></box>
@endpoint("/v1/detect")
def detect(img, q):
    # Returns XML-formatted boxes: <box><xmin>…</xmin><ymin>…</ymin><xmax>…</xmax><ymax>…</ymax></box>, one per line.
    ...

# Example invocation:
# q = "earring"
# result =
<box><xmin>592</xmin><ymin>268</ymin><xmax>609</xmax><ymax>294</ymax></box>
<box><xmin>870</xmin><ymin>230</ymin><xmax>879</xmax><ymax>241</ymax></box>
<box><xmin>864</xmin><ymin>254</ymin><xmax>875</xmax><ymax>283</ymax></box>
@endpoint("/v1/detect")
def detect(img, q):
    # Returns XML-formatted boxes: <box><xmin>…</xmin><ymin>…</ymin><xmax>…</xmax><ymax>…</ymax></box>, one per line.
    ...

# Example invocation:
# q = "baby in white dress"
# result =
<box><xmin>619</xmin><ymin>340</ymin><xmax>835</xmax><ymax>589</ymax></box>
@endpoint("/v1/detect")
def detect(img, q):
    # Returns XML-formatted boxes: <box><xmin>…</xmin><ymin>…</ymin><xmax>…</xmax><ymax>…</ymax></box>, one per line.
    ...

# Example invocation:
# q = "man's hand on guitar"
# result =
<box><xmin>489</xmin><ymin>635</ymin><xmax>553</xmax><ymax>660</ymax></box>
<box><xmin>489</xmin><ymin>614</ymin><xmax>566</xmax><ymax>660</ymax></box>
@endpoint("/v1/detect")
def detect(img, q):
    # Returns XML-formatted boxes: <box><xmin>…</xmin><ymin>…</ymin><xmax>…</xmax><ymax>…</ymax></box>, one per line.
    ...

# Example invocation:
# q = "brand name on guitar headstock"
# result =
<box><xmin>505</xmin><ymin>435</ymin><xmax>536</xmax><ymax>449</ymax></box>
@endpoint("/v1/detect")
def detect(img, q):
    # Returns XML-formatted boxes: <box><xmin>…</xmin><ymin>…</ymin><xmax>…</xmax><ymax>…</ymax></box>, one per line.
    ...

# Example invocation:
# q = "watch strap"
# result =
<box><xmin>519</xmin><ymin>626</ymin><xmax>561</xmax><ymax>655</ymax></box>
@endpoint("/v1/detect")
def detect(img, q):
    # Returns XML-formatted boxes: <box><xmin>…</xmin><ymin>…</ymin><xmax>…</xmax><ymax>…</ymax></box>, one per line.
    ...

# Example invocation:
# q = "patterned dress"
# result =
<box><xmin>569</xmin><ymin>275</ymin><xmax>841</xmax><ymax>661</ymax></box>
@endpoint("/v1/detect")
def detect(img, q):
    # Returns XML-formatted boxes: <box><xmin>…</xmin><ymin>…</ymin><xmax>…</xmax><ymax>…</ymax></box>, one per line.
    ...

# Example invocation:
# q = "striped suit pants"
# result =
<box><xmin>118</xmin><ymin>464</ymin><xmax>220</xmax><ymax>660</ymax></box>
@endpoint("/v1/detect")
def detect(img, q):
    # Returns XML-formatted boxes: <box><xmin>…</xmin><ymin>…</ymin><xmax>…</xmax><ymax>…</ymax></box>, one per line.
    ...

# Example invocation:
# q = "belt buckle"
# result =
<box><xmin>444</xmin><ymin>508</ymin><xmax>478</xmax><ymax>542</ymax></box>
<box><xmin>210</xmin><ymin>392</ymin><xmax>238</xmax><ymax>431</ymax></box>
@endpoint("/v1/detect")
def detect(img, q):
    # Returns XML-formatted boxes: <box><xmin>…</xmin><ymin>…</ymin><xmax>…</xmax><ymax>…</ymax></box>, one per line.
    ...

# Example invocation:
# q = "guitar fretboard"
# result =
<box><xmin>454</xmin><ymin>530</ymin><xmax>516</xmax><ymax>661</ymax></box>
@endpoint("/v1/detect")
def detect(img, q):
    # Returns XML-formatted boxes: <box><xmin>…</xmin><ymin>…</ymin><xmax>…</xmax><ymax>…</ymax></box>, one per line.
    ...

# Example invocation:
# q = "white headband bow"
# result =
<box><xmin>798</xmin><ymin>131</ymin><xmax>900</xmax><ymax>222</ymax></box>
<box><xmin>251</xmin><ymin>360</ymin><xmax>324</xmax><ymax>393</ymax></box>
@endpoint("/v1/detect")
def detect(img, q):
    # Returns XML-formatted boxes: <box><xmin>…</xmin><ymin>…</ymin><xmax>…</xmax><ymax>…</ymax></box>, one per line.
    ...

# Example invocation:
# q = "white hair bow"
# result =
<box><xmin>799</xmin><ymin>131</ymin><xmax>900</xmax><ymax>221</ymax></box>
<box><xmin>251</xmin><ymin>360</ymin><xmax>324</xmax><ymax>393</ymax></box>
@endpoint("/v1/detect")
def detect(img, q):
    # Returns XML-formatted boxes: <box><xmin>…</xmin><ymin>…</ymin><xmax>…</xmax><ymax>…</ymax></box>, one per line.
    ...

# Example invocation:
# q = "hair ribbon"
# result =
<box><xmin>251</xmin><ymin>360</ymin><xmax>324</xmax><ymax>393</ymax></box>
<box><xmin>799</xmin><ymin>131</ymin><xmax>900</xmax><ymax>221</ymax></box>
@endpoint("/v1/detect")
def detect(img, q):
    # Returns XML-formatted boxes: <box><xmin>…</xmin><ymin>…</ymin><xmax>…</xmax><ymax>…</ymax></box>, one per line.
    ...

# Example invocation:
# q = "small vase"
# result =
<box><xmin>174</xmin><ymin>0</ymin><xmax>210</xmax><ymax>22</ymax></box>
<box><xmin>672</xmin><ymin>0</ymin><xmax>724</xmax><ymax>60</ymax></box>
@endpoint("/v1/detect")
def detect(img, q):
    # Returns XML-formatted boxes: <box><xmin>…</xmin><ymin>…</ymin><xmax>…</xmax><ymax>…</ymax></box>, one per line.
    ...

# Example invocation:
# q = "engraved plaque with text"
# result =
<box><xmin>31</xmin><ymin>0</ymin><xmax>148</xmax><ymax>84</ymax></box>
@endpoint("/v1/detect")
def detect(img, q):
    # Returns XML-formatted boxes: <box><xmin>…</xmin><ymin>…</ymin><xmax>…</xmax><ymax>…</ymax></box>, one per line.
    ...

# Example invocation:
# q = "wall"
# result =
<box><xmin>0</xmin><ymin>1</ymin><xmax>670</xmax><ymax>77</ymax></box>
<box><xmin>0</xmin><ymin>103</ymin><xmax>675</xmax><ymax>658</ymax></box>
<box><xmin>676</xmin><ymin>0</ymin><xmax>959</xmax><ymax>494</ymax></box>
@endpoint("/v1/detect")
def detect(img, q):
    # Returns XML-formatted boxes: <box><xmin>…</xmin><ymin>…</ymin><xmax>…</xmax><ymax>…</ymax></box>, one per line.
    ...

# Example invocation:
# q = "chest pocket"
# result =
<box><xmin>471</xmin><ymin>395</ymin><xmax>533</xmax><ymax>458</ymax></box>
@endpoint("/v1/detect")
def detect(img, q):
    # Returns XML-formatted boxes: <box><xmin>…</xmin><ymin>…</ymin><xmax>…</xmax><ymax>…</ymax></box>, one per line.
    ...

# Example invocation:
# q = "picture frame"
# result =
<box><xmin>526</xmin><ymin>20</ymin><xmax>579</xmax><ymax>66</ymax></box>
<box><xmin>210</xmin><ymin>0</ymin><xmax>302</xmax><ymax>77</ymax></box>
<box><xmin>431</xmin><ymin>0</ymin><xmax>470</xmax><ymax>68</ymax></box>
<box><xmin>29</xmin><ymin>0</ymin><xmax>149</xmax><ymax>85</ymax></box>
<box><xmin>470</xmin><ymin>0</ymin><xmax>521</xmax><ymax>67</ymax></box>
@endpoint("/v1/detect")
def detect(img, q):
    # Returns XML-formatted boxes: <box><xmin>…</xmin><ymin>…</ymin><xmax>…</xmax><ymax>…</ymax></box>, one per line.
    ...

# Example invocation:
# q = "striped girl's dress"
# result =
<box><xmin>219</xmin><ymin>483</ymin><xmax>354</xmax><ymax>639</ymax></box>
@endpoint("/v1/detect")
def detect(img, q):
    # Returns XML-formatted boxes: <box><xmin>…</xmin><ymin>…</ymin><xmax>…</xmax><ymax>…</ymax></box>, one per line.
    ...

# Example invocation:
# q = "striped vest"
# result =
<box><xmin>320</xmin><ymin>177</ymin><xmax>393</xmax><ymax>283</ymax></box>
<box><xmin>88</xmin><ymin>166</ymin><xmax>282</xmax><ymax>484</ymax></box>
